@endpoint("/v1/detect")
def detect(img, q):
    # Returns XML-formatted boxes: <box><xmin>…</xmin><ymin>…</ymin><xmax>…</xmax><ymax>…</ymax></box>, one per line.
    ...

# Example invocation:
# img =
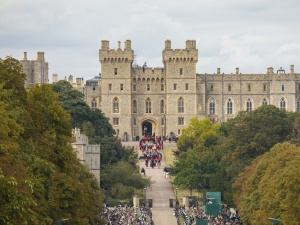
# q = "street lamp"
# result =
<box><xmin>143</xmin><ymin>187</ymin><xmax>147</xmax><ymax>207</ymax></box>
<box><xmin>175</xmin><ymin>187</ymin><xmax>179</xmax><ymax>207</ymax></box>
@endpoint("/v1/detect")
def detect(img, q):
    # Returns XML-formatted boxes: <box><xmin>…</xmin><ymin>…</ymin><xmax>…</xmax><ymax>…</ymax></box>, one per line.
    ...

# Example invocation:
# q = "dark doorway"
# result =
<box><xmin>142</xmin><ymin>121</ymin><xmax>152</xmax><ymax>136</ymax></box>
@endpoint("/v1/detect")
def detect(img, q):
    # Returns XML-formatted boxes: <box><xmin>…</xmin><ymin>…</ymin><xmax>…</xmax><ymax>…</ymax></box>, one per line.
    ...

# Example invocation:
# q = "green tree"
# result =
<box><xmin>176</xmin><ymin>117</ymin><xmax>219</xmax><ymax>154</ymax></box>
<box><xmin>233</xmin><ymin>142</ymin><xmax>300</xmax><ymax>225</ymax></box>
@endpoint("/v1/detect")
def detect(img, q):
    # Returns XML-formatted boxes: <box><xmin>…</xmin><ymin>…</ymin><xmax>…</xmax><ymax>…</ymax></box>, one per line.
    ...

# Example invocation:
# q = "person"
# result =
<box><xmin>157</xmin><ymin>160</ymin><xmax>161</xmax><ymax>169</ymax></box>
<box><xmin>141</xmin><ymin>167</ymin><xmax>145</xmax><ymax>175</ymax></box>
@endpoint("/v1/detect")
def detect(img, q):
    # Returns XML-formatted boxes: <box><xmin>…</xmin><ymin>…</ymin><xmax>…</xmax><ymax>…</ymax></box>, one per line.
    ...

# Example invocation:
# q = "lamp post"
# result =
<box><xmin>143</xmin><ymin>187</ymin><xmax>147</xmax><ymax>207</ymax></box>
<box><xmin>175</xmin><ymin>187</ymin><xmax>179</xmax><ymax>207</ymax></box>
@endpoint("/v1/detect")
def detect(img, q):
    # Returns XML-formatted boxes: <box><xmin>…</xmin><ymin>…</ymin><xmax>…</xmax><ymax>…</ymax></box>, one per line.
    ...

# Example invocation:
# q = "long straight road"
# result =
<box><xmin>122</xmin><ymin>141</ymin><xmax>178</xmax><ymax>225</ymax></box>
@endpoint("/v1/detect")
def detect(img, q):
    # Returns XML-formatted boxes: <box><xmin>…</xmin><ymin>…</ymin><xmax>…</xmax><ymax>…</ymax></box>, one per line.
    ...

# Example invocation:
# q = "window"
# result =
<box><xmin>246</xmin><ymin>98</ymin><xmax>252</xmax><ymax>111</ymax></box>
<box><xmin>227</xmin><ymin>98</ymin><xmax>233</xmax><ymax>114</ymax></box>
<box><xmin>298</xmin><ymin>84</ymin><xmax>300</xmax><ymax>92</ymax></box>
<box><xmin>173</xmin><ymin>83</ymin><xmax>177</xmax><ymax>91</ymax></box>
<box><xmin>114</xmin><ymin>68</ymin><xmax>118</xmax><ymax>75</ymax></box>
<box><xmin>228</xmin><ymin>85</ymin><xmax>232</xmax><ymax>92</ymax></box>
<box><xmin>262</xmin><ymin>98</ymin><xmax>268</xmax><ymax>105</ymax></box>
<box><xmin>209</xmin><ymin>98</ymin><xmax>215</xmax><ymax>115</ymax></box>
<box><xmin>147</xmin><ymin>84</ymin><xmax>150</xmax><ymax>91</ymax></box>
<box><xmin>120</xmin><ymin>84</ymin><xmax>123</xmax><ymax>91</ymax></box>
<box><xmin>178</xmin><ymin>117</ymin><xmax>184</xmax><ymax>125</ymax></box>
<box><xmin>185</xmin><ymin>83</ymin><xmax>189</xmax><ymax>91</ymax></box>
<box><xmin>109</xmin><ymin>83</ymin><xmax>112</xmax><ymax>91</ymax></box>
<box><xmin>133</xmin><ymin>118</ymin><xmax>136</xmax><ymax>126</ymax></box>
<box><xmin>133</xmin><ymin>100</ymin><xmax>137</xmax><ymax>114</ymax></box>
<box><xmin>210</xmin><ymin>85</ymin><xmax>213</xmax><ymax>92</ymax></box>
<box><xmin>161</xmin><ymin>84</ymin><xmax>164</xmax><ymax>91</ymax></box>
<box><xmin>113</xmin><ymin>118</ymin><xmax>119</xmax><ymax>125</ymax></box>
<box><xmin>161</xmin><ymin>118</ymin><xmax>165</xmax><ymax>125</ymax></box>
<box><xmin>91</xmin><ymin>98</ymin><xmax>97</xmax><ymax>111</ymax></box>
<box><xmin>263</xmin><ymin>84</ymin><xmax>267</xmax><ymax>92</ymax></box>
<box><xmin>180</xmin><ymin>68</ymin><xmax>183</xmax><ymax>75</ymax></box>
<box><xmin>247</xmin><ymin>84</ymin><xmax>251</xmax><ymax>92</ymax></box>
<box><xmin>116</xmin><ymin>129</ymin><xmax>119</xmax><ymax>135</ymax></box>
<box><xmin>133</xmin><ymin>84</ymin><xmax>136</xmax><ymax>91</ymax></box>
<box><xmin>113</xmin><ymin>97</ymin><xmax>119</xmax><ymax>113</ymax></box>
<box><xmin>178</xmin><ymin>129</ymin><xmax>181</xmax><ymax>135</ymax></box>
<box><xmin>178</xmin><ymin>97</ymin><xmax>184</xmax><ymax>113</ymax></box>
<box><xmin>282</xmin><ymin>84</ymin><xmax>285</xmax><ymax>92</ymax></box>
<box><xmin>280</xmin><ymin>97</ymin><xmax>286</xmax><ymax>110</ymax></box>
<box><xmin>146</xmin><ymin>97</ymin><xmax>151</xmax><ymax>113</ymax></box>
<box><xmin>160</xmin><ymin>100</ymin><xmax>165</xmax><ymax>113</ymax></box>
<box><xmin>297</xmin><ymin>99</ymin><xmax>300</xmax><ymax>113</ymax></box>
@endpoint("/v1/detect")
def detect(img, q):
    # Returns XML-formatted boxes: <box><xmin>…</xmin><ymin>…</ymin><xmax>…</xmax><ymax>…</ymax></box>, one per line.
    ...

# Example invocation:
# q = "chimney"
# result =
<box><xmin>101</xmin><ymin>40</ymin><xmax>109</xmax><ymax>50</ymax></box>
<box><xmin>217</xmin><ymin>68</ymin><xmax>221</xmax><ymax>75</ymax></box>
<box><xmin>236</xmin><ymin>67</ymin><xmax>239</xmax><ymax>74</ymax></box>
<box><xmin>37</xmin><ymin>52</ymin><xmax>44</xmax><ymax>61</ymax></box>
<box><xmin>290</xmin><ymin>65</ymin><xmax>294</xmax><ymax>74</ymax></box>
<box><xmin>165</xmin><ymin>40</ymin><xmax>171</xmax><ymax>49</ymax></box>
<box><xmin>118</xmin><ymin>41</ymin><xmax>121</xmax><ymax>50</ymax></box>
<box><xmin>125</xmin><ymin>40</ymin><xmax>131</xmax><ymax>49</ymax></box>
<box><xmin>23</xmin><ymin>52</ymin><xmax>27</xmax><ymax>60</ymax></box>
<box><xmin>52</xmin><ymin>73</ymin><xmax>58</xmax><ymax>83</ymax></box>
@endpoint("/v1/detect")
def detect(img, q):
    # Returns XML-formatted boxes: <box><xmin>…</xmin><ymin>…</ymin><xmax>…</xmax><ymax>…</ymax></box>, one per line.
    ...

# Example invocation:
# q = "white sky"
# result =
<box><xmin>1</xmin><ymin>0</ymin><xmax>300</xmax><ymax>81</ymax></box>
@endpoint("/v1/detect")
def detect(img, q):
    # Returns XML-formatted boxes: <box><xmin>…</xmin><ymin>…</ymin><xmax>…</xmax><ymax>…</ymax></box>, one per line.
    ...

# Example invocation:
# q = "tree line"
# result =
<box><xmin>0</xmin><ymin>57</ymin><xmax>150</xmax><ymax>225</ymax></box>
<box><xmin>172</xmin><ymin>105</ymin><xmax>300</xmax><ymax>224</ymax></box>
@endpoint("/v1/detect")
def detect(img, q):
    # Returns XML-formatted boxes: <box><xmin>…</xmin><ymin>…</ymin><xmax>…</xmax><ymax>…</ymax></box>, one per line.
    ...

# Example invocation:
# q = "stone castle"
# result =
<box><xmin>21</xmin><ymin>40</ymin><xmax>300</xmax><ymax>141</ymax></box>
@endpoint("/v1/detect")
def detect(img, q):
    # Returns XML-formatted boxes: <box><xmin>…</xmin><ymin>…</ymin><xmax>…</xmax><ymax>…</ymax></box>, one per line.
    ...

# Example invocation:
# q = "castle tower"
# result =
<box><xmin>162</xmin><ymin>40</ymin><xmax>199</xmax><ymax>136</ymax></box>
<box><xmin>99</xmin><ymin>40</ymin><xmax>134</xmax><ymax>139</ymax></box>
<box><xmin>20</xmin><ymin>52</ymin><xmax>49</xmax><ymax>87</ymax></box>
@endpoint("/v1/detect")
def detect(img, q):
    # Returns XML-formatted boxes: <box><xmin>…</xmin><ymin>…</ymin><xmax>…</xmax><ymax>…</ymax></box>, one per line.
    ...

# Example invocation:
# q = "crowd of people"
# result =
<box><xmin>176</xmin><ymin>204</ymin><xmax>243</xmax><ymax>225</ymax></box>
<box><xmin>102</xmin><ymin>203</ymin><xmax>154</xmax><ymax>225</ymax></box>
<box><xmin>139</xmin><ymin>135</ymin><xmax>163</xmax><ymax>169</ymax></box>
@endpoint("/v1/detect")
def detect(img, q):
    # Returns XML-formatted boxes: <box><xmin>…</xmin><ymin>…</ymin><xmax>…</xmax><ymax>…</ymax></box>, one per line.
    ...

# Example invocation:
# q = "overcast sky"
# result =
<box><xmin>1</xmin><ymin>0</ymin><xmax>300</xmax><ymax>81</ymax></box>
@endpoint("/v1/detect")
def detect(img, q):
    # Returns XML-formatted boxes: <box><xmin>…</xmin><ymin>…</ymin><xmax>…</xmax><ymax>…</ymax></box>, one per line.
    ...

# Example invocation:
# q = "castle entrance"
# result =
<box><xmin>142</xmin><ymin>121</ymin><xmax>152</xmax><ymax>136</ymax></box>
<box><xmin>141</xmin><ymin>118</ymin><xmax>158</xmax><ymax>138</ymax></box>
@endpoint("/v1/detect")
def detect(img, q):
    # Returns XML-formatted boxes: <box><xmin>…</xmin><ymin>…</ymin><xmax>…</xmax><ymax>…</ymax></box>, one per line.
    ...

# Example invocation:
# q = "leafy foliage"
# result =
<box><xmin>233</xmin><ymin>143</ymin><xmax>300</xmax><ymax>225</ymax></box>
<box><xmin>0</xmin><ymin>57</ymin><xmax>104</xmax><ymax>224</ymax></box>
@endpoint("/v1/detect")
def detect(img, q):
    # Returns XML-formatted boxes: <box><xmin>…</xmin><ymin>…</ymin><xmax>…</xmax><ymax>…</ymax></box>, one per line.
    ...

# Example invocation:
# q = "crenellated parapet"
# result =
<box><xmin>99</xmin><ymin>40</ymin><xmax>134</xmax><ymax>63</ymax></box>
<box><xmin>162</xmin><ymin>40</ymin><xmax>198</xmax><ymax>64</ymax></box>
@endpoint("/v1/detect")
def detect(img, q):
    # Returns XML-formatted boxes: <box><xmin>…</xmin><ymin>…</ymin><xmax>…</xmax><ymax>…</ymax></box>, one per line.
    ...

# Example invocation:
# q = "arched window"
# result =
<box><xmin>227</xmin><ymin>98</ymin><xmax>233</xmax><ymax>114</ymax></box>
<box><xmin>147</xmin><ymin>84</ymin><xmax>150</xmax><ymax>91</ymax></box>
<box><xmin>246</xmin><ymin>98</ymin><xmax>252</xmax><ymax>111</ymax></box>
<box><xmin>133</xmin><ymin>100</ymin><xmax>137</xmax><ymax>114</ymax></box>
<box><xmin>133</xmin><ymin>84</ymin><xmax>136</xmax><ymax>91</ymax></box>
<box><xmin>280</xmin><ymin>97</ymin><xmax>286</xmax><ymax>110</ymax></box>
<box><xmin>178</xmin><ymin>97</ymin><xmax>184</xmax><ymax>113</ymax></box>
<box><xmin>262</xmin><ymin>98</ymin><xmax>268</xmax><ymax>105</ymax></box>
<box><xmin>210</xmin><ymin>85</ymin><xmax>213</xmax><ymax>92</ymax></box>
<box><xmin>228</xmin><ymin>85</ymin><xmax>232</xmax><ymax>92</ymax></box>
<box><xmin>161</xmin><ymin>84</ymin><xmax>164</xmax><ymax>91</ymax></box>
<box><xmin>91</xmin><ymin>98</ymin><xmax>97</xmax><ymax>111</ymax></box>
<box><xmin>209</xmin><ymin>98</ymin><xmax>215</xmax><ymax>115</ymax></box>
<box><xmin>146</xmin><ymin>98</ymin><xmax>151</xmax><ymax>113</ymax></box>
<box><xmin>297</xmin><ymin>99</ymin><xmax>300</xmax><ymax>113</ymax></box>
<box><xmin>160</xmin><ymin>100</ymin><xmax>165</xmax><ymax>114</ymax></box>
<box><xmin>113</xmin><ymin>97</ymin><xmax>119</xmax><ymax>113</ymax></box>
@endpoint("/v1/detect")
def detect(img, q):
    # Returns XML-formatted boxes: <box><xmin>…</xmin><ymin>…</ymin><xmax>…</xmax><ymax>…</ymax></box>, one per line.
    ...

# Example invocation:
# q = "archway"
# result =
<box><xmin>142</xmin><ymin>121</ymin><xmax>152</xmax><ymax>136</ymax></box>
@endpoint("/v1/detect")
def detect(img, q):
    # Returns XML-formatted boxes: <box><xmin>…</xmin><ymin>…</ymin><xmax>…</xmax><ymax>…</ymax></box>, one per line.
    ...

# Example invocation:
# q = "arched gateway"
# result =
<box><xmin>141</xmin><ymin>119</ymin><xmax>157</xmax><ymax>137</ymax></box>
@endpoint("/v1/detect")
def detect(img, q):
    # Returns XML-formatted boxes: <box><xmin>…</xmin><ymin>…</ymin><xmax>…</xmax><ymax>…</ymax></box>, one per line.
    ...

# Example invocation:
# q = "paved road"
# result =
<box><xmin>122</xmin><ymin>141</ymin><xmax>178</xmax><ymax>225</ymax></box>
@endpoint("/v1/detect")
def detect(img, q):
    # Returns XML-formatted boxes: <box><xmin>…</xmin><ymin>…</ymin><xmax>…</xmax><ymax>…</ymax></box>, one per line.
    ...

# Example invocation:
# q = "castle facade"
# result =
<box><xmin>96</xmin><ymin>40</ymin><xmax>299</xmax><ymax>141</ymax></box>
<box><xmin>21</xmin><ymin>40</ymin><xmax>300</xmax><ymax>142</ymax></box>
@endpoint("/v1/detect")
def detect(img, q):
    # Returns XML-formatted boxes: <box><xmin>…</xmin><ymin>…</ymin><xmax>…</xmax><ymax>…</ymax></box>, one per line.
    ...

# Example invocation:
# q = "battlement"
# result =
<box><xmin>163</xmin><ymin>40</ymin><xmax>198</xmax><ymax>63</ymax></box>
<box><xmin>133</xmin><ymin>67</ymin><xmax>165</xmax><ymax>77</ymax></box>
<box><xmin>99</xmin><ymin>40</ymin><xmax>134</xmax><ymax>63</ymax></box>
